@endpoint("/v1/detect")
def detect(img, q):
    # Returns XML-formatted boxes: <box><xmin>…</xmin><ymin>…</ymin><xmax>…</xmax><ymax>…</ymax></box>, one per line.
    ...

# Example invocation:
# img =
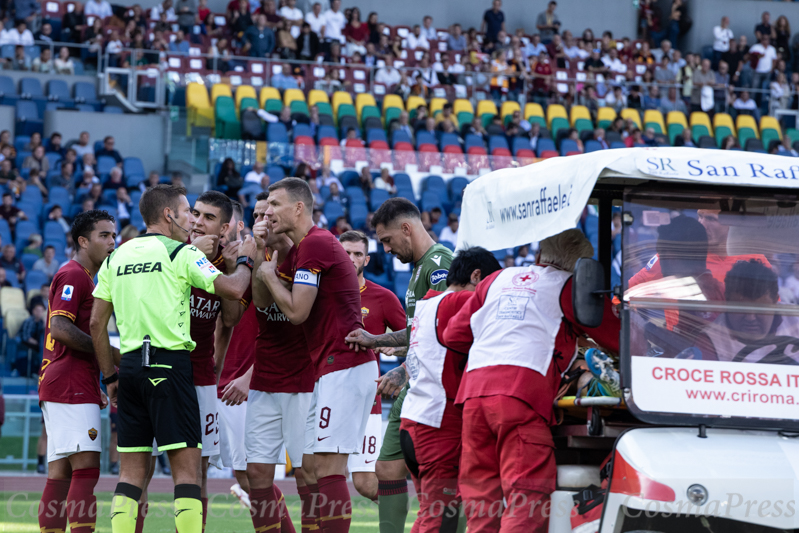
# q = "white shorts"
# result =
<box><xmin>304</xmin><ymin>361</ymin><xmax>378</xmax><ymax>455</ymax></box>
<box><xmin>41</xmin><ymin>402</ymin><xmax>102</xmax><ymax>463</ymax></box>
<box><xmin>217</xmin><ymin>398</ymin><xmax>248</xmax><ymax>471</ymax></box>
<box><xmin>347</xmin><ymin>413</ymin><xmax>383</xmax><ymax>473</ymax></box>
<box><xmin>196</xmin><ymin>385</ymin><xmax>220</xmax><ymax>460</ymax></box>
<box><xmin>246</xmin><ymin>390</ymin><xmax>312</xmax><ymax>467</ymax></box>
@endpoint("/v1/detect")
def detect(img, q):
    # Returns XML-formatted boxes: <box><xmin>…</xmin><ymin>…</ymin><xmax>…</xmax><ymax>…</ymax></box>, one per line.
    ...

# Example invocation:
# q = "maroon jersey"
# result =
<box><xmin>360</xmin><ymin>279</ymin><xmax>406</xmax><ymax>414</ymax></box>
<box><xmin>292</xmin><ymin>226</ymin><xmax>376</xmax><ymax>379</ymax></box>
<box><xmin>39</xmin><ymin>260</ymin><xmax>102</xmax><ymax>405</ymax></box>
<box><xmin>189</xmin><ymin>247</ymin><xmax>225</xmax><ymax>387</ymax></box>
<box><xmin>217</xmin><ymin>286</ymin><xmax>257</xmax><ymax>399</ymax></box>
<box><xmin>253</xmin><ymin>246</ymin><xmax>315</xmax><ymax>393</ymax></box>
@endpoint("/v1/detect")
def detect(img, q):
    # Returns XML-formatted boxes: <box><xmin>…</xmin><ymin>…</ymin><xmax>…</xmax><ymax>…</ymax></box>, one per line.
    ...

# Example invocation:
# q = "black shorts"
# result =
<box><xmin>116</xmin><ymin>350</ymin><xmax>201</xmax><ymax>453</ymax></box>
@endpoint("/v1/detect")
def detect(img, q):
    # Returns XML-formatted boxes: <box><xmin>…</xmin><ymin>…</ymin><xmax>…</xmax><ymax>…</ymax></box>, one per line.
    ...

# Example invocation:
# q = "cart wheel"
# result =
<box><xmin>588</xmin><ymin>407</ymin><xmax>602</xmax><ymax>436</ymax></box>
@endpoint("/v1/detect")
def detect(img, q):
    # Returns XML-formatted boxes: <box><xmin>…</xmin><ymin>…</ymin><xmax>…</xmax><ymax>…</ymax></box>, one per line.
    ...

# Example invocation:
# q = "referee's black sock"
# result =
<box><xmin>174</xmin><ymin>484</ymin><xmax>202</xmax><ymax>533</ymax></box>
<box><xmin>111</xmin><ymin>483</ymin><xmax>142</xmax><ymax>533</ymax></box>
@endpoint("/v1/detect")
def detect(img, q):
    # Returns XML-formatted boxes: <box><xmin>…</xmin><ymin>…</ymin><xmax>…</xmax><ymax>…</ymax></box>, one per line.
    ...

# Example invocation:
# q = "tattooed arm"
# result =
<box><xmin>375</xmin><ymin>364</ymin><xmax>409</xmax><ymax>398</ymax></box>
<box><xmin>51</xmin><ymin>315</ymin><xmax>120</xmax><ymax>363</ymax></box>
<box><xmin>345</xmin><ymin>328</ymin><xmax>408</xmax><ymax>351</ymax></box>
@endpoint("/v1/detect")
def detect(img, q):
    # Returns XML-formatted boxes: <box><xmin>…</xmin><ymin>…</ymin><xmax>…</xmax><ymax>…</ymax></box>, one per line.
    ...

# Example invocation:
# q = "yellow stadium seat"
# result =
<box><xmin>186</xmin><ymin>83</ymin><xmax>214</xmax><ymax>135</ymax></box>
<box><xmin>430</xmin><ymin>97</ymin><xmax>447</xmax><ymax>117</ymax></box>
<box><xmin>356</xmin><ymin>93</ymin><xmax>377</xmax><ymax>118</ymax></box>
<box><xmin>406</xmin><ymin>95</ymin><xmax>427</xmax><ymax>114</ymax></box>
<box><xmin>760</xmin><ymin>116</ymin><xmax>782</xmax><ymax>137</ymax></box>
<box><xmin>524</xmin><ymin>102</ymin><xmax>544</xmax><ymax>121</ymax></box>
<box><xmin>620</xmin><ymin>108</ymin><xmax>642</xmax><ymax>129</ymax></box>
<box><xmin>210</xmin><ymin>84</ymin><xmax>231</xmax><ymax>106</ymax></box>
<box><xmin>382</xmin><ymin>94</ymin><xmax>404</xmax><ymax>112</ymax></box>
<box><xmin>596</xmin><ymin>107</ymin><xmax>616</xmax><ymax>128</ymax></box>
<box><xmin>689</xmin><ymin>111</ymin><xmax>712</xmax><ymax>129</ymax></box>
<box><xmin>283</xmin><ymin>88</ymin><xmax>305</xmax><ymax>107</ymax></box>
<box><xmin>666</xmin><ymin>110</ymin><xmax>688</xmax><ymax>128</ymax></box>
<box><xmin>546</xmin><ymin>104</ymin><xmax>567</xmax><ymax>129</ymax></box>
<box><xmin>259</xmin><ymin>87</ymin><xmax>281</xmax><ymax>108</ymax></box>
<box><xmin>713</xmin><ymin>112</ymin><xmax>735</xmax><ymax>132</ymax></box>
<box><xmin>476</xmin><ymin>100</ymin><xmax>498</xmax><ymax>118</ymax></box>
<box><xmin>1</xmin><ymin>287</ymin><xmax>25</xmax><ymax>319</ymax></box>
<box><xmin>500</xmin><ymin>101</ymin><xmax>521</xmax><ymax>121</ymax></box>
<box><xmin>569</xmin><ymin>105</ymin><xmax>591</xmax><ymax>125</ymax></box>
<box><xmin>5</xmin><ymin>308</ymin><xmax>29</xmax><ymax>338</ymax></box>
<box><xmin>234</xmin><ymin>85</ymin><xmax>256</xmax><ymax>110</ymax></box>
<box><xmin>736</xmin><ymin>115</ymin><xmax>759</xmax><ymax>138</ymax></box>
<box><xmin>643</xmin><ymin>110</ymin><xmax>665</xmax><ymax>133</ymax></box>
<box><xmin>332</xmin><ymin>91</ymin><xmax>353</xmax><ymax>117</ymax></box>
<box><xmin>308</xmin><ymin>89</ymin><xmax>329</xmax><ymax>107</ymax></box>
<box><xmin>454</xmin><ymin>99</ymin><xmax>474</xmax><ymax>116</ymax></box>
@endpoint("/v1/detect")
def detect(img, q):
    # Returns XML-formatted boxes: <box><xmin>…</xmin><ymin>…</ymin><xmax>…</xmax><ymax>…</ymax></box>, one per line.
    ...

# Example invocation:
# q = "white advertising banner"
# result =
<box><xmin>457</xmin><ymin>147</ymin><xmax>799</xmax><ymax>251</ymax></box>
<box><xmin>632</xmin><ymin>356</ymin><xmax>799</xmax><ymax>421</ymax></box>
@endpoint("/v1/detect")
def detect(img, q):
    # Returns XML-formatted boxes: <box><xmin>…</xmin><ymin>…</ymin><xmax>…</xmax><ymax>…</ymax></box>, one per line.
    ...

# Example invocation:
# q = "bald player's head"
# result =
<box><xmin>372</xmin><ymin>198</ymin><xmax>425</xmax><ymax>264</ymax></box>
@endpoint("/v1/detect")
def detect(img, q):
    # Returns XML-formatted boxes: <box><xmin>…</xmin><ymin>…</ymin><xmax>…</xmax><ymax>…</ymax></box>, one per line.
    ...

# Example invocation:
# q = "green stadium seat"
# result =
<box><xmin>264</xmin><ymin>99</ymin><xmax>283</xmax><ymax>114</ymax></box>
<box><xmin>550</xmin><ymin>117</ymin><xmax>570</xmax><ymax>137</ymax></box>
<box><xmin>457</xmin><ymin>111</ymin><xmax>474</xmax><ymax>126</ymax></box>
<box><xmin>290</xmin><ymin>100</ymin><xmax>309</xmax><ymax>116</ymax></box>
<box><xmin>786</xmin><ymin>128</ymin><xmax>799</xmax><ymax>144</ymax></box>
<box><xmin>481</xmin><ymin>113</ymin><xmax>496</xmax><ymax>129</ymax></box>
<box><xmin>691</xmin><ymin>124</ymin><xmax>711</xmax><ymax>143</ymax></box>
<box><xmin>738</xmin><ymin>127</ymin><xmax>757</xmax><ymax>148</ymax></box>
<box><xmin>215</xmin><ymin>96</ymin><xmax>240</xmax><ymax>139</ymax></box>
<box><xmin>645</xmin><ymin>122</ymin><xmax>663</xmax><ymax>134</ymax></box>
<box><xmin>761</xmin><ymin>128</ymin><xmax>780</xmax><ymax>150</ymax></box>
<box><xmin>239</xmin><ymin>97</ymin><xmax>259</xmax><ymax>115</ymax></box>
<box><xmin>715</xmin><ymin>125</ymin><xmax>732</xmax><ymax>147</ymax></box>
<box><xmin>361</xmin><ymin>105</ymin><xmax>380</xmax><ymax>125</ymax></box>
<box><xmin>668</xmin><ymin>123</ymin><xmax>684</xmax><ymax>145</ymax></box>
<box><xmin>337</xmin><ymin>103</ymin><xmax>356</xmax><ymax>122</ymax></box>
<box><xmin>316</xmin><ymin>102</ymin><xmax>333</xmax><ymax>117</ymax></box>
<box><xmin>575</xmin><ymin>118</ymin><xmax>593</xmax><ymax>133</ymax></box>
<box><xmin>529</xmin><ymin>116</ymin><xmax>547</xmax><ymax>128</ymax></box>
<box><xmin>384</xmin><ymin>107</ymin><xmax>401</xmax><ymax>126</ymax></box>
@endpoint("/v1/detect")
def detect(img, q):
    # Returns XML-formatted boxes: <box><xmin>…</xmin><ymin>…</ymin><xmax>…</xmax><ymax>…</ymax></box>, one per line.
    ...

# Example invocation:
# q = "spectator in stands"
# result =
<box><xmin>22</xmin><ymin>146</ymin><xmax>49</xmax><ymax>175</ymax></box>
<box><xmin>770</xmin><ymin>72</ymin><xmax>790</xmax><ymax>111</ymax></box>
<box><xmin>678</xmin><ymin>52</ymin><xmax>696</xmax><ymax>106</ymax></box>
<box><xmin>404</xmin><ymin>24</ymin><xmax>428</xmax><ymax>52</ymax></box>
<box><xmin>75</xmin><ymin>168</ymin><xmax>99</xmax><ymax>197</ymax></box>
<box><xmin>243</xmin><ymin>14</ymin><xmax>276</xmax><ymax>57</ymax></box>
<box><xmin>33</xmin><ymin>246</ymin><xmax>60</xmax><ymax>281</ymax></box>
<box><xmin>720</xmin><ymin>135</ymin><xmax>739</xmax><ymax>150</ymax></box>
<box><xmin>209</xmin><ymin>38</ymin><xmax>233</xmax><ymax>71</ymax></box>
<box><xmin>691</xmin><ymin>58</ymin><xmax>716</xmax><ymax>113</ymax></box>
<box><xmin>230</xmin><ymin>0</ymin><xmax>253</xmax><ymax>33</ymax></box>
<box><xmin>358</xmin><ymin>167</ymin><xmax>374</xmax><ymax>195</ymax></box>
<box><xmin>217</xmin><ymin>158</ymin><xmax>243</xmax><ymax>199</ymax></box>
<box><xmin>481</xmin><ymin>0</ymin><xmax>505</xmax><ymax>46</ymax></box>
<box><xmin>153</xmin><ymin>0</ymin><xmax>178</xmax><ymax>21</ymax></box>
<box><xmin>49</xmin><ymin>203</ymin><xmax>70</xmax><ymax>237</ymax></box>
<box><xmin>1</xmin><ymin>244</ymin><xmax>25</xmax><ymax>281</ymax></box>
<box><xmin>275</xmin><ymin>19</ymin><xmax>298</xmax><ymax>58</ymax></box>
<box><xmin>72</xmin><ymin>132</ymin><xmax>94</xmax><ymax>159</ymax></box>
<box><xmin>546</xmin><ymin>33</ymin><xmax>567</xmax><ymax>69</ymax></box>
<box><xmin>0</xmin><ymin>20</ymin><xmax>34</xmax><ymax>46</ymax></box>
<box><xmin>0</xmin><ymin>268</ymin><xmax>12</xmax><ymax>290</ymax></box>
<box><xmin>260</xmin><ymin>0</ymin><xmax>283</xmax><ymax>29</ymax></box>
<box><xmin>750</xmin><ymin>34</ymin><xmax>777</xmax><ymax>100</ymax></box>
<box><xmin>95</xmin><ymin>136</ymin><xmax>124</xmax><ymax>166</ymax></box>
<box><xmin>30</xmin><ymin>46</ymin><xmax>53</xmax><ymax>73</ymax></box>
<box><xmin>323</xmin><ymin>0</ymin><xmax>346</xmax><ymax>45</ymax></box>
<box><xmin>79</xmin><ymin>197</ymin><xmax>95</xmax><ymax>215</ymax></box>
<box><xmin>651</xmin><ymin>39</ymin><xmax>673</xmax><ymax>64</ymax></box>
<box><xmin>374</xmin><ymin>168</ymin><xmax>395</xmax><ymax>194</ymax></box>
<box><xmin>774</xmin><ymin>16</ymin><xmax>790</xmax><ymax>63</ymax></box>
<box><xmin>419</xmin><ymin>15</ymin><xmax>436</xmax><ymax>41</ymax></box>
<box><xmin>51</xmin><ymin>162</ymin><xmax>73</xmax><ymax>190</ymax></box>
<box><xmin>10</xmin><ymin>45</ymin><xmax>30</xmax><ymax>71</ymax></box>
<box><xmin>536</xmin><ymin>1</ymin><xmax>560</xmax><ymax>44</ymax></box>
<box><xmin>447</xmin><ymin>23</ymin><xmax>466</xmax><ymax>52</ymax></box>
<box><xmin>305</xmin><ymin>2</ymin><xmax>324</xmax><ymax>35</ymax></box>
<box><xmin>713</xmin><ymin>60</ymin><xmax>730</xmax><ymax>113</ymax></box>
<box><xmin>525</xmin><ymin>33</ymin><xmax>547</xmax><ymax>60</ymax></box>
<box><xmin>755</xmin><ymin>11</ymin><xmax>774</xmax><ymax>43</ymax></box>
<box><xmin>272</xmin><ymin>64</ymin><xmax>298</xmax><ymax>91</ymax></box>
<box><xmin>22</xmin><ymin>234</ymin><xmax>42</xmax><ymax>258</ymax></box>
<box><xmin>48</xmin><ymin>133</ymin><xmax>64</xmax><ymax>157</ymax></box>
<box><xmin>85</xmin><ymin>0</ymin><xmax>113</xmax><ymax>19</ymax></box>
<box><xmin>343</xmin><ymin>6</ymin><xmax>368</xmax><ymax>56</ymax></box>
<box><xmin>606</xmin><ymin>86</ymin><xmax>626</xmax><ymax>112</ymax></box>
<box><xmin>655</xmin><ymin>55</ymin><xmax>676</xmax><ymax>87</ymax></box>
<box><xmin>175</xmin><ymin>0</ymin><xmax>197</xmax><ymax>34</ymax></box>
<box><xmin>81</xmin><ymin>154</ymin><xmax>96</xmax><ymax>176</ymax></box>
<box><xmin>168</xmin><ymin>29</ymin><xmax>190</xmax><ymax>53</ymax></box>
<box><xmin>296</xmin><ymin>21</ymin><xmax>319</xmax><ymax>60</ymax></box>
<box><xmin>115</xmin><ymin>188</ymin><xmax>133</xmax><ymax>228</ymax></box>
<box><xmin>327</xmin><ymin>181</ymin><xmax>348</xmax><ymax>211</ymax></box>
<box><xmin>584</xmin><ymin>47</ymin><xmax>606</xmax><ymax>75</ymax></box>
<box><xmin>603</xmin><ymin>47</ymin><xmax>627</xmax><ymax>76</ymax></box>
<box><xmin>60</xmin><ymin>1</ymin><xmax>85</xmax><ymax>43</ymax></box>
<box><xmin>330</xmin><ymin>215</ymin><xmax>351</xmax><ymax>236</ymax></box>
<box><xmin>431</xmin><ymin>212</ymin><xmax>457</xmax><ymax>246</ymax></box>
<box><xmin>126</xmin><ymin>4</ymin><xmax>148</xmax><ymax>29</ymax></box>
<box><xmin>27</xmin><ymin>169</ymin><xmax>47</xmax><ymax>198</ymax></box>
<box><xmin>643</xmin><ymin>85</ymin><xmax>661</xmax><ymax>110</ymax></box>
<box><xmin>374</xmin><ymin>54</ymin><xmax>400</xmax><ymax>87</ymax></box>
<box><xmin>673</xmin><ymin>128</ymin><xmax>695</xmax><ymax>147</ymax></box>
<box><xmin>24</xmin><ymin>132</ymin><xmax>42</xmax><ymax>152</ymax></box>
<box><xmin>530</xmin><ymin>50</ymin><xmax>553</xmax><ymax>103</ymax></box>
<box><xmin>104</xmin><ymin>167</ymin><xmax>125</xmax><ymax>191</ymax></box>
<box><xmin>245</xmin><ymin>161</ymin><xmax>267</xmax><ymax>184</ymax></box>
<box><xmin>139</xmin><ymin>171</ymin><xmax>160</xmax><ymax>192</ymax></box>
<box><xmin>713</xmin><ymin>16</ymin><xmax>733</xmax><ymax>68</ymax></box>
<box><xmin>18</xmin><ymin>302</ymin><xmax>45</xmax><ymax>370</ymax></box>
<box><xmin>433</xmin><ymin>103</ymin><xmax>458</xmax><ymax>130</ymax></box>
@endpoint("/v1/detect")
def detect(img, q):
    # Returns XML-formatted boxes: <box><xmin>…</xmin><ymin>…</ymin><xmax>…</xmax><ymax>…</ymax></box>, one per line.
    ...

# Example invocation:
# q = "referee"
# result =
<box><xmin>89</xmin><ymin>185</ymin><xmax>256</xmax><ymax>533</ymax></box>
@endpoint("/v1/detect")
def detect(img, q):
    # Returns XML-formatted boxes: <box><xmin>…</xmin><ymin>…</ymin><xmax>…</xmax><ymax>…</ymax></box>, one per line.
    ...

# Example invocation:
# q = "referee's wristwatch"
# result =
<box><xmin>236</xmin><ymin>255</ymin><xmax>254</xmax><ymax>271</ymax></box>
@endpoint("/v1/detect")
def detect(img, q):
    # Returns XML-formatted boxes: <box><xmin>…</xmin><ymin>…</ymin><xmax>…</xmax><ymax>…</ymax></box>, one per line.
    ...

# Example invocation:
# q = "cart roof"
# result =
<box><xmin>457</xmin><ymin>147</ymin><xmax>799</xmax><ymax>251</ymax></box>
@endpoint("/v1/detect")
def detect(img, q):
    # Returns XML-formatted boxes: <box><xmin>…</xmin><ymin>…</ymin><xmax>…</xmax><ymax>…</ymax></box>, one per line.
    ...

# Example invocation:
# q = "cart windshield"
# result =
<box><xmin>622</xmin><ymin>189</ymin><xmax>799</xmax><ymax>426</ymax></box>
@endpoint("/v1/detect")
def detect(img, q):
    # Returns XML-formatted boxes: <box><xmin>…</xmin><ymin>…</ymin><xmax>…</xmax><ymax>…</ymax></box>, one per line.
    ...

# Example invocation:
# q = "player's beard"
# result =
<box><xmin>357</xmin><ymin>265</ymin><xmax>363</xmax><ymax>276</ymax></box>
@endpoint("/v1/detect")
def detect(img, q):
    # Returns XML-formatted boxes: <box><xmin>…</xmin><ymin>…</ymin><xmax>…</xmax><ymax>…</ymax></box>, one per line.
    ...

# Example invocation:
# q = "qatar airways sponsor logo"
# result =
<box><xmin>190</xmin><ymin>294</ymin><xmax>221</xmax><ymax>320</ymax></box>
<box><xmin>256</xmin><ymin>303</ymin><xmax>290</xmax><ymax>321</ymax></box>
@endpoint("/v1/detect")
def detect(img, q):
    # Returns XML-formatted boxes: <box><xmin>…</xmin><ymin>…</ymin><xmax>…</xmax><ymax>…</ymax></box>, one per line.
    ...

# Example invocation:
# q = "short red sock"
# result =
<box><xmin>273</xmin><ymin>485</ymin><xmax>296</xmax><ymax>533</ymax></box>
<box><xmin>202</xmin><ymin>497</ymin><xmax>208</xmax><ymax>532</ymax></box>
<box><xmin>67</xmin><ymin>468</ymin><xmax>100</xmax><ymax>533</ymax></box>
<box><xmin>135</xmin><ymin>501</ymin><xmax>148</xmax><ymax>533</ymax></box>
<box><xmin>39</xmin><ymin>478</ymin><xmax>71</xmax><ymax>533</ymax></box>
<box><xmin>250</xmin><ymin>486</ymin><xmax>281</xmax><ymax>533</ymax></box>
<box><xmin>316</xmin><ymin>475</ymin><xmax>351</xmax><ymax>533</ymax></box>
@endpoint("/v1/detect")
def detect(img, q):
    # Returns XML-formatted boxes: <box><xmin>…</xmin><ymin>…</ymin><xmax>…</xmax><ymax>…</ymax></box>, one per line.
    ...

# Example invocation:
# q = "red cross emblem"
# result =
<box><xmin>512</xmin><ymin>271</ymin><xmax>539</xmax><ymax>286</ymax></box>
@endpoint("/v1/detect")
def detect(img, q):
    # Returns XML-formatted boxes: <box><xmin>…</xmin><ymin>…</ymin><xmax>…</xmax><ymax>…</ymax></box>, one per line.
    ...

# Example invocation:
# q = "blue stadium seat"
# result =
<box><xmin>123</xmin><ymin>157</ymin><xmax>145</xmax><ymax>183</ymax></box>
<box><xmin>439</xmin><ymin>240</ymin><xmax>455</xmax><ymax>251</ymax></box>
<box><xmin>267</xmin><ymin>123</ymin><xmax>289</xmax><ymax>142</ymax></box>
<box><xmin>391</xmin><ymin>130</ymin><xmax>411</xmax><ymax>147</ymax></box>
<box><xmin>96</xmin><ymin>156</ymin><xmax>117</xmax><ymax>180</ymax></box>
<box><xmin>15</xmin><ymin>220</ymin><xmax>38</xmax><ymax>250</ymax></box>
<box><xmin>100</xmin><ymin>189</ymin><xmax>117</xmax><ymax>207</ymax></box>
<box><xmin>535</xmin><ymin>138</ymin><xmax>557</xmax><ymax>157</ymax></box>
<box><xmin>323</xmin><ymin>200</ymin><xmax>345</xmax><ymax>221</ymax></box>
<box><xmin>416</xmin><ymin>131</ymin><xmax>436</xmax><ymax>148</ymax></box>
<box><xmin>47</xmin><ymin>79</ymin><xmax>72</xmax><ymax>103</ymax></box>
<box><xmin>610</xmin><ymin>141</ymin><xmax>627</xmax><ymax>149</ymax></box>
<box><xmin>422</xmin><ymin>175</ymin><xmax>446</xmax><ymax>192</ymax></box>
<box><xmin>369</xmin><ymin>188</ymin><xmax>389</xmax><ymax>211</ymax></box>
<box><xmin>317</xmin><ymin>125</ymin><xmax>337</xmax><ymax>141</ymax></box>
<box><xmin>584</xmin><ymin>140</ymin><xmax>604</xmax><ymax>153</ymax></box>
<box><xmin>511</xmin><ymin>137</ymin><xmax>530</xmax><ymax>155</ymax></box>
<box><xmin>44</xmin><ymin>240</ymin><xmax>66</xmax><ymax>256</ymax></box>
<box><xmin>17</xmin><ymin>201</ymin><xmax>40</xmax><ymax>222</ymax></box>
<box><xmin>76</xmin><ymin>104</ymin><xmax>95</xmax><ymax>112</ymax></box>
<box><xmin>20</xmin><ymin>187</ymin><xmax>42</xmax><ymax>205</ymax></box>
<box><xmin>15</xmin><ymin>100</ymin><xmax>43</xmax><ymax>135</ymax></box>
<box><xmin>0</xmin><ymin>219</ymin><xmax>11</xmax><ymax>245</ymax></box>
<box><xmin>488</xmin><ymin>135</ymin><xmax>509</xmax><ymax>153</ymax></box>
<box><xmin>45</xmin><ymin>152</ymin><xmax>62</xmax><ymax>170</ymax></box>
<box><xmin>439</xmin><ymin>133</ymin><xmax>459</xmax><ymax>149</ymax></box>
<box><xmin>393</xmin><ymin>173</ymin><xmax>412</xmax><ymax>191</ymax></box>
<box><xmin>14</xmin><ymin>136</ymin><xmax>30</xmax><ymax>152</ymax></box>
<box><xmin>560</xmin><ymin>139</ymin><xmax>580</xmax><ymax>155</ymax></box>
<box><xmin>266</xmin><ymin>165</ymin><xmax>285</xmax><ymax>182</ymax></box>
<box><xmin>4</xmin><ymin>269</ymin><xmax>20</xmax><ymax>288</ymax></box>
<box><xmin>21</xmin><ymin>253</ymin><xmax>39</xmax><ymax>273</ymax></box>
<box><xmin>421</xmin><ymin>191</ymin><xmax>443</xmax><ymax>212</ymax></box>
<box><xmin>464</xmin><ymin>134</ymin><xmax>485</xmax><ymax>152</ymax></box>
<box><xmin>48</xmin><ymin>188</ymin><xmax>70</xmax><ymax>210</ymax></box>
<box><xmin>345</xmin><ymin>186</ymin><xmax>367</xmax><ymax>205</ymax></box>
<box><xmin>186</xmin><ymin>194</ymin><xmax>199</xmax><ymax>207</ymax></box>
<box><xmin>349</xmin><ymin>203</ymin><xmax>368</xmax><ymax>230</ymax></box>
<box><xmin>103</xmin><ymin>106</ymin><xmax>123</xmax><ymax>113</ymax></box>
<box><xmin>0</xmin><ymin>75</ymin><xmax>18</xmax><ymax>106</ymax></box>
<box><xmin>393</xmin><ymin>271</ymin><xmax>412</xmax><ymax>300</ymax></box>
<box><xmin>366</xmin><ymin>129</ymin><xmax>387</xmax><ymax>145</ymax></box>
<box><xmin>448</xmin><ymin>177</ymin><xmax>469</xmax><ymax>202</ymax></box>
<box><xmin>130</xmin><ymin>211</ymin><xmax>145</xmax><ymax>230</ymax></box>
<box><xmin>73</xmin><ymin>82</ymin><xmax>99</xmax><ymax>107</ymax></box>
<box><xmin>293</xmin><ymin>123</ymin><xmax>313</xmax><ymax>140</ymax></box>
<box><xmin>43</xmin><ymin>221</ymin><xmax>66</xmax><ymax>243</ymax></box>
<box><xmin>25</xmin><ymin>271</ymin><xmax>49</xmax><ymax>293</ymax></box>
<box><xmin>339</xmin><ymin>170</ymin><xmax>359</xmax><ymax>187</ymax></box>
<box><xmin>20</xmin><ymin>77</ymin><xmax>43</xmax><ymax>98</ymax></box>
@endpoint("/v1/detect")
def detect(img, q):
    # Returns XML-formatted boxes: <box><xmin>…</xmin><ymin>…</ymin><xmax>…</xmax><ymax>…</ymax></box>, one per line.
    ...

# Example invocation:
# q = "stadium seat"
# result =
<box><xmin>570</xmin><ymin>105</ymin><xmax>592</xmax><ymax>127</ymax></box>
<box><xmin>439</xmin><ymin>132</ymin><xmax>459</xmax><ymax>149</ymax></box>
<box><xmin>211</xmin><ymin>84</ymin><xmax>232</xmax><ymax>106</ymax></box>
<box><xmin>267</xmin><ymin>123</ymin><xmax>289</xmax><ymax>143</ymax></box>
<box><xmin>689</xmin><ymin>112</ymin><xmax>713</xmax><ymax>142</ymax></box>
<box><xmin>382</xmin><ymin>94</ymin><xmax>404</xmax><ymax>114</ymax></box>
<box><xmin>332</xmin><ymin>91</ymin><xmax>354</xmax><ymax>118</ymax></box>
<box><xmin>283</xmin><ymin>88</ymin><xmax>305</xmax><ymax>107</ymax></box>
<box><xmin>667</xmin><ymin>111</ymin><xmax>688</xmax><ymax>144</ymax></box>
<box><xmin>47</xmin><ymin>79</ymin><xmax>72</xmax><ymax>104</ymax></box>
<box><xmin>620</xmin><ymin>108</ymin><xmax>642</xmax><ymax>129</ymax></box>
<box><xmin>0</xmin><ymin>75</ymin><xmax>19</xmax><ymax>106</ymax></box>
<box><xmin>736</xmin><ymin>114</ymin><xmax>759</xmax><ymax>147</ymax></box>
<box><xmin>123</xmin><ymin>157</ymin><xmax>146</xmax><ymax>184</ymax></box>
<box><xmin>643</xmin><ymin>110</ymin><xmax>665</xmax><ymax>134</ymax></box>
<box><xmin>308</xmin><ymin>89</ymin><xmax>330</xmax><ymax>108</ymax></box>
<box><xmin>547</xmin><ymin>104</ymin><xmax>569</xmax><ymax>133</ymax></box>
<box><xmin>259</xmin><ymin>87</ymin><xmax>281</xmax><ymax>109</ymax></box>
<box><xmin>535</xmin><ymin>138</ymin><xmax>557</xmax><ymax>157</ymax></box>
<box><xmin>234</xmin><ymin>85</ymin><xmax>257</xmax><ymax>111</ymax></box>
<box><xmin>524</xmin><ymin>102</ymin><xmax>546</xmax><ymax>128</ymax></box>
<box><xmin>488</xmin><ymin>135</ymin><xmax>509</xmax><ymax>153</ymax></box>
<box><xmin>453</xmin><ymin>99</ymin><xmax>474</xmax><ymax>116</ymax></box>
<box><xmin>21</xmin><ymin>253</ymin><xmax>38</xmax><ymax>273</ymax></box>
<box><xmin>15</xmin><ymin>100</ymin><xmax>42</xmax><ymax>135</ymax></box>
<box><xmin>20</xmin><ymin>77</ymin><xmax>43</xmax><ymax>98</ymax></box>
<box><xmin>215</xmin><ymin>96</ymin><xmax>241</xmax><ymax>139</ymax></box>
<box><xmin>96</xmin><ymin>156</ymin><xmax>116</xmax><ymax>179</ymax></box>
<box><xmin>760</xmin><ymin>115</ymin><xmax>782</xmax><ymax>149</ymax></box>
<box><xmin>584</xmin><ymin>140</ymin><xmax>603</xmax><ymax>152</ymax></box>
<box><xmin>73</xmin><ymin>81</ymin><xmax>99</xmax><ymax>108</ymax></box>
<box><xmin>500</xmin><ymin>101</ymin><xmax>521</xmax><ymax>124</ymax></box>
<box><xmin>560</xmin><ymin>139</ymin><xmax>580</xmax><ymax>156</ymax></box>
<box><xmin>429</xmin><ymin>97</ymin><xmax>447</xmax><ymax>118</ymax></box>
<box><xmin>713</xmin><ymin>113</ymin><xmax>736</xmax><ymax>147</ymax></box>
<box><xmin>25</xmin><ymin>271</ymin><xmax>49</xmax><ymax>294</ymax></box>
<box><xmin>186</xmin><ymin>83</ymin><xmax>214</xmax><ymax>134</ymax></box>
<box><xmin>323</xmin><ymin>200</ymin><xmax>345</xmax><ymax>222</ymax></box>
<box><xmin>1</xmin><ymin>287</ymin><xmax>26</xmax><ymax>319</ymax></box>
<box><xmin>477</xmin><ymin>100</ymin><xmax>499</xmax><ymax>122</ymax></box>
<box><xmin>405</xmin><ymin>95</ymin><xmax>427</xmax><ymax>117</ymax></box>
<box><xmin>15</xmin><ymin>220</ymin><xmax>37</xmax><ymax>250</ymax></box>
<box><xmin>355</xmin><ymin>93</ymin><xmax>377</xmax><ymax>118</ymax></box>
<box><xmin>369</xmin><ymin>188</ymin><xmax>390</xmax><ymax>211</ymax></box>
<box><xmin>597</xmin><ymin>107</ymin><xmax>616</xmax><ymax>130</ymax></box>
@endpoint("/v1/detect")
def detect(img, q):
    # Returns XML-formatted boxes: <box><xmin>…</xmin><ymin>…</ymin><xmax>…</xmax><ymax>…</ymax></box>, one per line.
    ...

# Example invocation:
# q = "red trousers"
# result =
<box><xmin>400</xmin><ymin>407</ymin><xmax>462</xmax><ymax>533</ymax></box>
<box><xmin>460</xmin><ymin>395</ymin><xmax>556</xmax><ymax>533</ymax></box>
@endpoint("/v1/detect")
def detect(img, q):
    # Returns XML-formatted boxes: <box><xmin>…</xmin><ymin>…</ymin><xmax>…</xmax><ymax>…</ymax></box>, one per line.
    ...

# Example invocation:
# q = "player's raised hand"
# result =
<box><xmin>222</xmin><ymin>239</ymin><xmax>241</xmax><ymax>274</ymax></box>
<box><xmin>256</xmin><ymin>249</ymin><xmax>278</xmax><ymax>282</ymax></box>
<box><xmin>239</xmin><ymin>235</ymin><xmax>257</xmax><ymax>261</ymax></box>
<box><xmin>193</xmin><ymin>235</ymin><xmax>218</xmax><ymax>258</ymax></box>
<box><xmin>345</xmin><ymin>328</ymin><xmax>377</xmax><ymax>352</ymax></box>
<box><xmin>253</xmin><ymin>220</ymin><xmax>268</xmax><ymax>249</ymax></box>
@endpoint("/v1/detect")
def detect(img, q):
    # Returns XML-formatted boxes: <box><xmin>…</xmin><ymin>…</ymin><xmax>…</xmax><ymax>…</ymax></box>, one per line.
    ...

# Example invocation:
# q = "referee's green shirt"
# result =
<box><xmin>93</xmin><ymin>234</ymin><xmax>222</xmax><ymax>354</ymax></box>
